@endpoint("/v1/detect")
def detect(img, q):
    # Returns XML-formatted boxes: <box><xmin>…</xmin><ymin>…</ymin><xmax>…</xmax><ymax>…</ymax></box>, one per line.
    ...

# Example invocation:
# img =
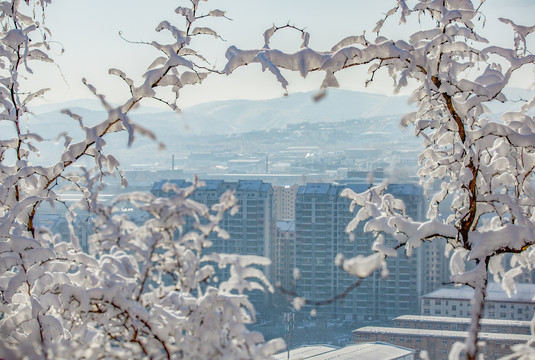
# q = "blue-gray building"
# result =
<box><xmin>151</xmin><ymin>179</ymin><xmax>275</xmax><ymax>308</ymax></box>
<box><xmin>294</xmin><ymin>182</ymin><xmax>427</xmax><ymax>323</ymax></box>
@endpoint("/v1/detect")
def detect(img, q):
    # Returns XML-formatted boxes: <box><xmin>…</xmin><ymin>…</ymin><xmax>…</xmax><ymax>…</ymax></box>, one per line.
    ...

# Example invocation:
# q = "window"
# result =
<box><xmin>416</xmin><ymin>337</ymin><xmax>421</xmax><ymax>343</ymax></box>
<box><xmin>518</xmin><ymin>308</ymin><xmax>523</xmax><ymax>314</ymax></box>
<box><xmin>435</xmin><ymin>300</ymin><xmax>442</xmax><ymax>305</ymax></box>
<box><xmin>500</xmin><ymin>312</ymin><xmax>507</xmax><ymax>318</ymax></box>
<box><xmin>390</xmin><ymin>336</ymin><xmax>396</xmax><ymax>343</ymax></box>
<box><xmin>443</xmin><ymin>339</ymin><xmax>448</xmax><ymax>346</ymax></box>
<box><xmin>452</xmin><ymin>305</ymin><xmax>457</xmax><ymax>311</ymax></box>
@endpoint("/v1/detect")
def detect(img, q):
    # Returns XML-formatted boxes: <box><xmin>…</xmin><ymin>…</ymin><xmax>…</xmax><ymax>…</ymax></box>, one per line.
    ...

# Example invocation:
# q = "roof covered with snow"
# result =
<box><xmin>353</xmin><ymin>326</ymin><xmax>532</xmax><ymax>341</ymax></box>
<box><xmin>274</xmin><ymin>342</ymin><xmax>414</xmax><ymax>360</ymax></box>
<box><xmin>273</xmin><ymin>345</ymin><xmax>338</xmax><ymax>360</ymax></box>
<box><xmin>393</xmin><ymin>315</ymin><xmax>531</xmax><ymax>327</ymax></box>
<box><xmin>422</xmin><ymin>283</ymin><xmax>535</xmax><ymax>303</ymax></box>
<box><xmin>312</xmin><ymin>342</ymin><xmax>414</xmax><ymax>360</ymax></box>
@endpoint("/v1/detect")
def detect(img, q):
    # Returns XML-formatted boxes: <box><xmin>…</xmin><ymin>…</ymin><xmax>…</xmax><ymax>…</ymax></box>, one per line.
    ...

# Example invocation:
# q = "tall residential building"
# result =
<box><xmin>273</xmin><ymin>220</ymin><xmax>296</xmax><ymax>305</ymax></box>
<box><xmin>421</xmin><ymin>238</ymin><xmax>450</xmax><ymax>296</ymax></box>
<box><xmin>294</xmin><ymin>182</ymin><xmax>427</xmax><ymax>323</ymax></box>
<box><xmin>273</xmin><ymin>184</ymin><xmax>299</xmax><ymax>220</ymax></box>
<box><xmin>151</xmin><ymin>179</ymin><xmax>275</xmax><ymax>307</ymax></box>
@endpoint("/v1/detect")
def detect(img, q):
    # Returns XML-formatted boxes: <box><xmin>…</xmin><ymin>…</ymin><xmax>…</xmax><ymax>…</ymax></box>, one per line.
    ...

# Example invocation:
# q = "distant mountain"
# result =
<box><xmin>20</xmin><ymin>90</ymin><xmax>415</xmax><ymax>145</ymax></box>
<box><xmin>25</xmin><ymin>88</ymin><xmax>534</xmax><ymax>139</ymax></box>
<box><xmin>11</xmin><ymin>88</ymin><xmax>532</xmax><ymax>166</ymax></box>
<box><xmin>177</xmin><ymin>89</ymin><xmax>413</xmax><ymax>135</ymax></box>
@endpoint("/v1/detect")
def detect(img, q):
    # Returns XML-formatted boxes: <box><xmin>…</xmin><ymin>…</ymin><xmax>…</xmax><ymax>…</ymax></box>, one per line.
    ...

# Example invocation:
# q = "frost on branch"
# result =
<box><xmin>224</xmin><ymin>1</ymin><xmax>535</xmax><ymax>359</ymax></box>
<box><xmin>0</xmin><ymin>1</ymin><xmax>284</xmax><ymax>358</ymax></box>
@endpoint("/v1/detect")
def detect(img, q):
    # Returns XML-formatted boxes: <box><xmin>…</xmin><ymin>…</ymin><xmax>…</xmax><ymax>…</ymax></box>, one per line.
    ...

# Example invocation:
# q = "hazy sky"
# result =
<box><xmin>33</xmin><ymin>0</ymin><xmax>535</xmax><ymax>109</ymax></box>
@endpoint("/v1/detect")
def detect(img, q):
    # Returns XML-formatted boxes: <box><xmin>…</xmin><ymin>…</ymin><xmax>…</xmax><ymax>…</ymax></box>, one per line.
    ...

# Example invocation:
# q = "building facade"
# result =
<box><xmin>294</xmin><ymin>182</ymin><xmax>428</xmax><ymax>323</ymax></box>
<box><xmin>421</xmin><ymin>283</ymin><xmax>535</xmax><ymax>321</ymax></box>
<box><xmin>353</xmin><ymin>326</ymin><xmax>530</xmax><ymax>360</ymax></box>
<box><xmin>273</xmin><ymin>220</ymin><xmax>296</xmax><ymax>303</ymax></box>
<box><xmin>151</xmin><ymin>179</ymin><xmax>275</xmax><ymax>307</ymax></box>
<box><xmin>273</xmin><ymin>184</ymin><xmax>298</xmax><ymax>220</ymax></box>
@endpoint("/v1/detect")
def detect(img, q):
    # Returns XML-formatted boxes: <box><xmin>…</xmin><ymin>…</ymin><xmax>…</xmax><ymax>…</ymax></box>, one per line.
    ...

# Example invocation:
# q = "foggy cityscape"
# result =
<box><xmin>2</xmin><ymin>1</ymin><xmax>535</xmax><ymax>359</ymax></box>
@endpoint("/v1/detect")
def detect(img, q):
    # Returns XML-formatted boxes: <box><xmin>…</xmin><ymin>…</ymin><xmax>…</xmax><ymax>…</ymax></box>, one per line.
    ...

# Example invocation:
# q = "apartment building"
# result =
<box><xmin>273</xmin><ymin>184</ymin><xmax>298</xmax><ymax>220</ymax></box>
<box><xmin>294</xmin><ymin>182</ymin><xmax>428</xmax><ymax>322</ymax></box>
<box><xmin>273</xmin><ymin>220</ymin><xmax>296</xmax><ymax>302</ymax></box>
<box><xmin>151</xmin><ymin>179</ymin><xmax>275</xmax><ymax>307</ymax></box>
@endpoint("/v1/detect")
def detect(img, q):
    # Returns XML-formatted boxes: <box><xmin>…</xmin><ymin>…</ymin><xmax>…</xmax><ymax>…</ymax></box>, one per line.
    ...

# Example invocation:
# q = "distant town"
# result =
<box><xmin>37</xmin><ymin>169</ymin><xmax>535</xmax><ymax>360</ymax></box>
<box><xmin>30</xmin><ymin>89</ymin><xmax>535</xmax><ymax>359</ymax></box>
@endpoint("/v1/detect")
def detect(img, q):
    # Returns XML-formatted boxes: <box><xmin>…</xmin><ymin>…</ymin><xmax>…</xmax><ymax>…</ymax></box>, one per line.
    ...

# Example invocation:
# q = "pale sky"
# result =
<box><xmin>32</xmin><ymin>0</ymin><xmax>535</xmax><ymax>109</ymax></box>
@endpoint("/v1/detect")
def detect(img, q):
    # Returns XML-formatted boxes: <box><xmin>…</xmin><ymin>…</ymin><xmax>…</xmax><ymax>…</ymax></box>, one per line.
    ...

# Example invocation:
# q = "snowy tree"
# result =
<box><xmin>0</xmin><ymin>0</ymin><xmax>284</xmax><ymax>358</ymax></box>
<box><xmin>224</xmin><ymin>1</ymin><xmax>535</xmax><ymax>359</ymax></box>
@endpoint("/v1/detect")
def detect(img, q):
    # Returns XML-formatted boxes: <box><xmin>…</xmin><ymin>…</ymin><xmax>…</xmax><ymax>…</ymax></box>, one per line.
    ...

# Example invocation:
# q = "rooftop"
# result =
<box><xmin>422</xmin><ymin>283</ymin><xmax>535</xmax><ymax>303</ymax></box>
<box><xmin>298</xmin><ymin>183</ymin><xmax>337</xmax><ymax>195</ymax></box>
<box><xmin>393</xmin><ymin>315</ymin><xmax>531</xmax><ymax>328</ymax></box>
<box><xmin>273</xmin><ymin>345</ymin><xmax>337</xmax><ymax>360</ymax></box>
<box><xmin>353</xmin><ymin>326</ymin><xmax>532</xmax><ymax>341</ymax></box>
<box><xmin>237</xmin><ymin>179</ymin><xmax>270</xmax><ymax>192</ymax></box>
<box><xmin>274</xmin><ymin>342</ymin><xmax>415</xmax><ymax>360</ymax></box>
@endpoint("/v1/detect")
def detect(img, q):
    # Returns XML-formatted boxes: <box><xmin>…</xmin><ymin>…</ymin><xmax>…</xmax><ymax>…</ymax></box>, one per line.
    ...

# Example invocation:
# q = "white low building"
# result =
<box><xmin>421</xmin><ymin>283</ymin><xmax>535</xmax><ymax>321</ymax></box>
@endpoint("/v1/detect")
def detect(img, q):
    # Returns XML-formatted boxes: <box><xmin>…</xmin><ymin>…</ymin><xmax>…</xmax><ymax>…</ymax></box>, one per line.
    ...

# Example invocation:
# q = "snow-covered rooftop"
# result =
<box><xmin>353</xmin><ymin>326</ymin><xmax>532</xmax><ymax>341</ymax></box>
<box><xmin>311</xmin><ymin>342</ymin><xmax>414</xmax><ymax>360</ymax></box>
<box><xmin>273</xmin><ymin>342</ymin><xmax>414</xmax><ymax>360</ymax></box>
<box><xmin>273</xmin><ymin>345</ymin><xmax>338</xmax><ymax>360</ymax></box>
<box><xmin>422</xmin><ymin>283</ymin><xmax>535</xmax><ymax>303</ymax></box>
<box><xmin>393</xmin><ymin>315</ymin><xmax>531</xmax><ymax>327</ymax></box>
